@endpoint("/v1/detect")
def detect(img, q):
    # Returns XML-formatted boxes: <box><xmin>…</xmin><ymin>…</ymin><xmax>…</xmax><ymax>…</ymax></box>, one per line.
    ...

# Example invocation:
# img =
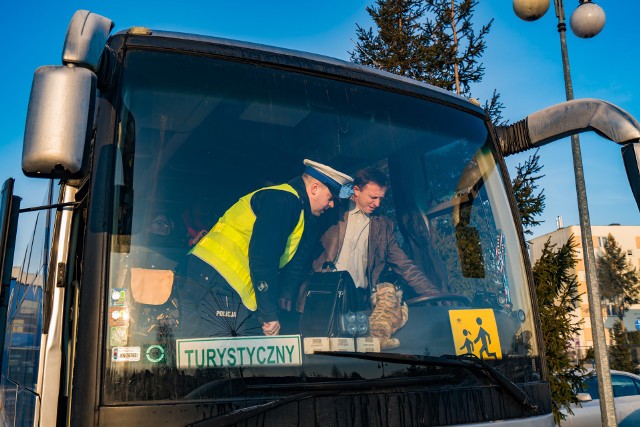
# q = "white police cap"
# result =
<box><xmin>303</xmin><ymin>159</ymin><xmax>353</xmax><ymax>197</ymax></box>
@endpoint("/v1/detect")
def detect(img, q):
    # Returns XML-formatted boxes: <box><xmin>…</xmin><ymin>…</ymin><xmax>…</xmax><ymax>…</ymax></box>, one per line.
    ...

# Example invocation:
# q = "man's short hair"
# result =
<box><xmin>353</xmin><ymin>168</ymin><xmax>388</xmax><ymax>189</ymax></box>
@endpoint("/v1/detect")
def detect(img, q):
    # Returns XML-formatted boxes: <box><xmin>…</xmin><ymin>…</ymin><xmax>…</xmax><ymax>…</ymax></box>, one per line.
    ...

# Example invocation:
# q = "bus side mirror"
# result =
<box><xmin>622</xmin><ymin>142</ymin><xmax>640</xmax><ymax>212</ymax></box>
<box><xmin>22</xmin><ymin>66</ymin><xmax>96</xmax><ymax>179</ymax></box>
<box><xmin>455</xmin><ymin>225</ymin><xmax>485</xmax><ymax>278</ymax></box>
<box><xmin>63</xmin><ymin>10</ymin><xmax>114</xmax><ymax>72</ymax></box>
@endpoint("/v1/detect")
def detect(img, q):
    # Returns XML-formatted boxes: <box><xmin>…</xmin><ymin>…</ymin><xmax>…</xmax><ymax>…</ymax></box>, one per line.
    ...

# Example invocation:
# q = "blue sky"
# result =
<box><xmin>1</xmin><ymin>0</ymin><xmax>638</xmax><ymax>254</ymax></box>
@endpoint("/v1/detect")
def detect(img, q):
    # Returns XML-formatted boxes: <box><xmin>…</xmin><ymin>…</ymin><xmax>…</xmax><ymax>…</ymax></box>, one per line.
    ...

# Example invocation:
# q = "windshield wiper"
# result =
<box><xmin>187</xmin><ymin>373</ymin><xmax>453</xmax><ymax>426</ymax></box>
<box><xmin>187</xmin><ymin>389</ymin><xmax>334</xmax><ymax>427</ymax></box>
<box><xmin>313</xmin><ymin>351</ymin><xmax>539</xmax><ymax>414</ymax></box>
<box><xmin>185</xmin><ymin>352</ymin><xmax>537</xmax><ymax>426</ymax></box>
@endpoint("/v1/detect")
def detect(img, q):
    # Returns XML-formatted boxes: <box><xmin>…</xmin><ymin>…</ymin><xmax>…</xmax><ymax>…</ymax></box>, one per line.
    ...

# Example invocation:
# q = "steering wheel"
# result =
<box><xmin>405</xmin><ymin>293</ymin><xmax>471</xmax><ymax>307</ymax></box>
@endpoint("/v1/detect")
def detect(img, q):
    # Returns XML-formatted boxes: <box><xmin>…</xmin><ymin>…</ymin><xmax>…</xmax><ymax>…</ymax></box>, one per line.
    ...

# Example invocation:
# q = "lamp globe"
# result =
<box><xmin>570</xmin><ymin>1</ymin><xmax>605</xmax><ymax>38</ymax></box>
<box><xmin>513</xmin><ymin>0</ymin><xmax>550</xmax><ymax>21</ymax></box>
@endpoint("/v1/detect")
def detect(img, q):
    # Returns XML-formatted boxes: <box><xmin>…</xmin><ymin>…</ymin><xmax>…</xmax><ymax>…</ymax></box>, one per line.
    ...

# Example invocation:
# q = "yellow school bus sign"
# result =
<box><xmin>448</xmin><ymin>309</ymin><xmax>502</xmax><ymax>360</ymax></box>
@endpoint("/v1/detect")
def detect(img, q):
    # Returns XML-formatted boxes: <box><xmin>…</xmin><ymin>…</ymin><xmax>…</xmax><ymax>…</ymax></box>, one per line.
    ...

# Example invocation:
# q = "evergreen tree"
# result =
<box><xmin>511</xmin><ymin>149</ymin><xmax>546</xmax><ymax>235</ymax></box>
<box><xmin>482</xmin><ymin>88</ymin><xmax>507</xmax><ymax>126</ymax></box>
<box><xmin>581</xmin><ymin>346</ymin><xmax>595</xmax><ymax>365</ymax></box>
<box><xmin>629</xmin><ymin>330</ymin><xmax>640</xmax><ymax>346</ymax></box>
<box><xmin>609</xmin><ymin>319</ymin><xmax>636</xmax><ymax>373</ymax></box>
<box><xmin>628</xmin><ymin>330</ymin><xmax>640</xmax><ymax>366</ymax></box>
<box><xmin>597</xmin><ymin>233</ymin><xmax>640</xmax><ymax>320</ymax></box>
<box><xmin>351</xmin><ymin>0</ymin><xmax>505</xmax><ymax>124</ymax></box>
<box><xmin>532</xmin><ymin>238</ymin><xmax>585</xmax><ymax>423</ymax></box>
<box><xmin>509</xmin><ymin>149</ymin><xmax>586</xmax><ymax>422</ymax></box>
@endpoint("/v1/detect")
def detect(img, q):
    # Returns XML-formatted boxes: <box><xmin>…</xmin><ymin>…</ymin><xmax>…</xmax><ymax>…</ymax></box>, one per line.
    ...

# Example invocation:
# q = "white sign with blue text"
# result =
<box><xmin>176</xmin><ymin>335</ymin><xmax>302</xmax><ymax>369</ymax></box>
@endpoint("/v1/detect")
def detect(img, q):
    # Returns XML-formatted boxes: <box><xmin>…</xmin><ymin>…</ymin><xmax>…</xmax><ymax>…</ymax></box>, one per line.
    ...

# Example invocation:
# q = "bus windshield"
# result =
<box><xmin>104</xmin><ymin>48</ymin><xmax>541</xmax><ymax>403</ymax></box>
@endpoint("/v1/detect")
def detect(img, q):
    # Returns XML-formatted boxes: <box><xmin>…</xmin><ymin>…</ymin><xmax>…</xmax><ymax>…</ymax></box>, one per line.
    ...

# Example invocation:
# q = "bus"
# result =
<box><xmin>2</xmin><ymin>9</ymin><xmax>640</xmax><ymax>426</ymax></box>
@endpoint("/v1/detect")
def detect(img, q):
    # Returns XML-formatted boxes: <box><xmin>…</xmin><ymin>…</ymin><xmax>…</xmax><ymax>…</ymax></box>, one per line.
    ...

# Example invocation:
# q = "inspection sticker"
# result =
<box><xmin>176</xmin><ymin>335</ymin><xmax>302</xmax><ymax>369</ymax></box>
<box><xmin>448</xmin><ymin>309</ymin><xmax>502</xmax><ymax>360</ymax></box>
<box><xmin>112</xmin><ymin>346</ymin><xmax>141</xmax><ymax>362</ymax></box>
<box><xmin>110</xmin><ymin>288</ymin><xmax>127</xmax><ymax>306</ymax></box>
<box><xmin>109</xmin><ymin>326</ymin><xmax>128</xmax><ymax>347</ymax></box>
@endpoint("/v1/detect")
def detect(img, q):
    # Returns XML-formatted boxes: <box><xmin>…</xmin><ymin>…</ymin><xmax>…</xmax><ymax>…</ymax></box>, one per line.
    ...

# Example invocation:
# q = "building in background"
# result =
<box><xmin>528</xmin><ymin>223</ymin><xmax>640</xmax><ymax>359</ymax></box>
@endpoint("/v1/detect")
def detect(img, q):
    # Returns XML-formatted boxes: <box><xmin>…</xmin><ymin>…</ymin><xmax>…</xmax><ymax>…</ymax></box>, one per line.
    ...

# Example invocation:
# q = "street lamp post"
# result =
<box><xmin>512</xmin><ymin>1</ymin><xmax>616</xmax><ymax>426</ymax></box>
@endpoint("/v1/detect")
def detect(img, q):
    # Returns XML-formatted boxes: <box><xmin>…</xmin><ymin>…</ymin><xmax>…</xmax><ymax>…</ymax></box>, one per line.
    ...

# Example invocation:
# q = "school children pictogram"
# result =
<box><xmin>448</xmin><ymin>309</ymin><xmax>502</xmax><ymax>359</ymax></box>
<box><xmin>459</xmin><ymin>329</ymin><xmax>474</xmax><ymax>354</ymax></box>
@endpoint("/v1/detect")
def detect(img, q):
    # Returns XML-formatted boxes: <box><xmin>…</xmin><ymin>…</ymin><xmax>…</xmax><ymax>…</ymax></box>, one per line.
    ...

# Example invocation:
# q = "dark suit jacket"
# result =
<box><xmin>297</xmin><ymin>206</ymin><xmax>439</xmax><ymax>312</ymax></box>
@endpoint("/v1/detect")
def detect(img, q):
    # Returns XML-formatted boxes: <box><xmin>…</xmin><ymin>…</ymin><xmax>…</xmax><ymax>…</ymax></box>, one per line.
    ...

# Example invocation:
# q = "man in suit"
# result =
<box><xmin>297</xmin><ymin>167</ymin><xmax>440</xmax><ymax>312</ymax></box>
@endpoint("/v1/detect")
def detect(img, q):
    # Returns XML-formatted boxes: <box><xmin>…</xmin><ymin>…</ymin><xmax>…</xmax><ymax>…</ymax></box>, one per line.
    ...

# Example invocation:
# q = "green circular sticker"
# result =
<box><xmin>146</xmin><ymin>345</ymin><xmax>165</xmax><ymax>363</ymax></box>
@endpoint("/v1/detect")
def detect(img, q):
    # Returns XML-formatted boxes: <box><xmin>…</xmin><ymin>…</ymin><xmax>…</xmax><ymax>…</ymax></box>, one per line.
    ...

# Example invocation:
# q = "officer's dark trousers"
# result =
<box><xmin>178</xmin><ymin>255</ymin><xmax>262</xmax><ymax>338</ymax></box>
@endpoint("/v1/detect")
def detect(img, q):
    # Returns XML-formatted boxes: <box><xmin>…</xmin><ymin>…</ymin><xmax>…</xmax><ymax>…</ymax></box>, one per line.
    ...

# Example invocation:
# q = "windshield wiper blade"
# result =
<box><xmin>188</xmin><ymin>374</ymin><xmax>453</xmax><ymax>427</ymax></box>
<box><xmin>186</xmin><ymin>352</ymin><xmax>537</xmax><ymax>426</ymax></box>
<box><xmin>313</xmin><ymin>351</ymin><xmax>538</xmax><ymax>414</ymax></box>
<box><xmin>187</xmin><ymin>390</ymin><xmax>334</xmax><ymax>427</ymax></box>
<box><xmin>314</xmin><ymin>350</ymin><xmax>467</xmax><ymax>368</ymax></box>
<box><xmin>456</xmin><ymin>353</ymin><xmax>539</xmax><ymax>413</ymax></box>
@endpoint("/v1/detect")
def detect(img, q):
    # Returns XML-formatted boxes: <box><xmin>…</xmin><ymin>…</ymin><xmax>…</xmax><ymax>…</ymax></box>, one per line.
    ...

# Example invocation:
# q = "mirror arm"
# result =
<box><xmin>496</xmin><ymin>98</ymin><xmax>640</xmax><ymax>156</ymax></box>
<box><xmin>496</xmin><ymin>98</ymin><xmax>640</xmax><ymax>212</ymax></box>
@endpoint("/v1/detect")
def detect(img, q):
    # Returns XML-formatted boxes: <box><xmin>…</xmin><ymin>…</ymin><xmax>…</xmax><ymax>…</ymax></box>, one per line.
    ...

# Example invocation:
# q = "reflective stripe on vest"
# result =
<box><xmin>190</xmin><ymin>183</ymin><xmax>304</xmax><ymax>311</ymax></box>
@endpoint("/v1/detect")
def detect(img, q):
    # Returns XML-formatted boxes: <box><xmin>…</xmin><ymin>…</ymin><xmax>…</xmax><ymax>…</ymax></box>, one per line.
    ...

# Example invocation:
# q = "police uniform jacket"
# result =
<box><xmin>247</xmin><ymin>177</ymin><xmax>320</xmax><ymax>322</ymax></box>
<box><xmin>192</xmin><ymin>176</ymin><xmax>319</xmax><ymax>324</ymax></box>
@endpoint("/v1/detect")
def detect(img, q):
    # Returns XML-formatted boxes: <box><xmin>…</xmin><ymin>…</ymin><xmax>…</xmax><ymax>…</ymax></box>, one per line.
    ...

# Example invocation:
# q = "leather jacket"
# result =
<box><xmin>297</xmin><ymin>206</ymin><xmax>440</xmax><ymax>312</ymax></box>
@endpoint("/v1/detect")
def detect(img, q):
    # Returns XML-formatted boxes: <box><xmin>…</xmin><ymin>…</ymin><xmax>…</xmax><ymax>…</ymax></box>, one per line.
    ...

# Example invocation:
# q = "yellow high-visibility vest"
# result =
<box><xmin>190</xmin><ymin>184</ymin><xmax>304</xmax><ymax>311</ymax></box>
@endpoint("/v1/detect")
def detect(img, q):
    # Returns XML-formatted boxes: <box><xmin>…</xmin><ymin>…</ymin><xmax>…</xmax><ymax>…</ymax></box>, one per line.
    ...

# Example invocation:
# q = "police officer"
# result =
<box><xmin>180</xmin><ymin>159</ymin><xmax>352</xmax><ymax>337</ymax></box>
